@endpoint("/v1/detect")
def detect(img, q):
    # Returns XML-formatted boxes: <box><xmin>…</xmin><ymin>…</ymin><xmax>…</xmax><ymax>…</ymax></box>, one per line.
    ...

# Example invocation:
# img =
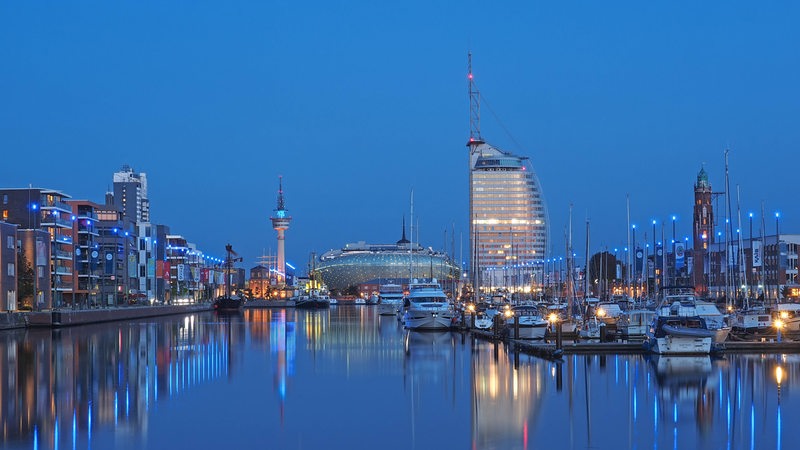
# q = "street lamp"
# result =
<box><xmin>748</xmin><ymin>212</ymin><xmax>753</xmax><ymax>298</ymax></box>
<box><xmin>776</xmin><ymin>211</ymin><xmax>781</xmax><ymax>301</ymax></box>
<box><xmin>632</xmin><ymin>225</ymin><xmax>637</xmax><ymax>298</ymax></box>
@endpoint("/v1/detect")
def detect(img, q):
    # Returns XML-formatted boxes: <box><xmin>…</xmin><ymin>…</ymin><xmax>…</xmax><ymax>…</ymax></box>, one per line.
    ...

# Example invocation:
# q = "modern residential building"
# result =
<box><xmin>0</xmin><ymin>221</ymin><xmax>19</xmax><ymax>311</ymax></box>
<box><xmin>112</xmin><ymin>164</ymin><xmax>150</xmax><ymax>223</ymax></box>
<box><xmin>0</xmin><ymin>187</ymin><xmax>74</xmax><ymax>308</ymax></box>
<box><xmin>66</xmin><ymin>200</ymin><xmax>102</xmax><ymax>307</ymax></box>
<box><xmin>95</xmin><ymin>198</ymin><xmax>136</xmax><ymax>306</ymax></box>
<box><xmin>136</xmin><ymin>223</ymin><xmax>170</xmax><ymax>303</ymax></box>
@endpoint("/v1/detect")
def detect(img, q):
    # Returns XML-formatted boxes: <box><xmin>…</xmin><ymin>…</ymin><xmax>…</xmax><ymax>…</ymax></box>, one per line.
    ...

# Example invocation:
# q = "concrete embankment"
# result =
<box><xmin>0</xmin><ymin>304</ymin><xmax>213</xmax><ymax>330</ymax></box>
<box><xmin>0</xmin><ymin>300</ymin><xmax>299</xmax><ymax>330</ymax></box>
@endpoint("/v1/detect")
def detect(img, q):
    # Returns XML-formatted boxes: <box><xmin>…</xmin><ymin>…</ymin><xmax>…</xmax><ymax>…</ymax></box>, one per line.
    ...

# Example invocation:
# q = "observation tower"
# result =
<box><xmin>270</xmin><ymin>176</ymin><xmax>292</xmax><ymax>286</ymax></box>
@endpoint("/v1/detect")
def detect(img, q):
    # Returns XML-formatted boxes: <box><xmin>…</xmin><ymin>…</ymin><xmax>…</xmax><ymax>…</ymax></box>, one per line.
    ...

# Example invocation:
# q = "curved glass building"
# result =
<box><xmin>469</xmin><ymin>140</ymin><xmax>548</xmax><ymax>293</ymax></box>
<box><xmin>316</xmin><ymin>231</ymin><xmax>461</xmax><ymax>291</ymax></box>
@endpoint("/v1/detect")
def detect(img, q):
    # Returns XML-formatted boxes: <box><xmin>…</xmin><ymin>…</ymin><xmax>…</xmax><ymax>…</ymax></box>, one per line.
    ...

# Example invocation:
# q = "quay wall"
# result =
<box><xmin>0</xmin><ymin>312</ymin><xmax>30</xmax><ymax>330</ymax></box>
<box><xmin>11</xmin><ymin>304</ymin><xmax>213</xmax><ymax>329</ymax></box>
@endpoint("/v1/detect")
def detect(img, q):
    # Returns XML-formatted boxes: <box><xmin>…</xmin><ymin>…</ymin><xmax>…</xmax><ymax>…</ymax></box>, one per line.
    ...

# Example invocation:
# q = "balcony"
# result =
<box><xmin>41</xmin><ymin>200</ymin><xmax>72</xmax><ymax>212</ymax></box>
<box><xmin>53</xmin><ymin>249</ymin><xmax>73</xmax><ymax>260</ymax></box>
<box><xmin>53</xmin><ymin>266</ymin><xmax>72</xmax><ymax>276</ymax></box>
<box><xmin>41</xmin><ymin>215</ymin><xmax>73</xmax><ymax>228</ymax></box>
<box><xmin>55</xmin><ymin>283</ymin><xmax>74</xmax><ymax>291</ymax></box>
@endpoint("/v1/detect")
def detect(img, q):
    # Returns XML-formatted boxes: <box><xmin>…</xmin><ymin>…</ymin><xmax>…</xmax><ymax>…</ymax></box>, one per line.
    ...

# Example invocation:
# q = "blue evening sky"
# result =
<box><xmin>2</xmin><ymin>1</ymin><xmax>798</xmax><ymax>272</ymax></box>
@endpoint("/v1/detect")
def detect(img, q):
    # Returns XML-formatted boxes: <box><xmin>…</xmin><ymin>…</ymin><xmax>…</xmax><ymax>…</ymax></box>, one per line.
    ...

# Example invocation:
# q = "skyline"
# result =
<box><xmin>2</xmin><ymin>2</ymin><xmax>799</xmax><ymax>273</ymax></box>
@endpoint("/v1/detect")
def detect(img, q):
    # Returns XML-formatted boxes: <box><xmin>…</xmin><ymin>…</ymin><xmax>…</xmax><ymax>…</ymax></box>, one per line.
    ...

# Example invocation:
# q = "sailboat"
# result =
<box><xmin>213</xmin><ymin>244</ymin><xmax>244</xmax><ymax>313</ymax></box>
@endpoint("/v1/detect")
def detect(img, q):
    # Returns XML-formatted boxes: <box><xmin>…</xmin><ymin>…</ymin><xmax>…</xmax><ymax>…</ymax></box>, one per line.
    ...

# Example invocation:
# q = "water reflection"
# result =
<box><xmin>471</xmin><ymin>340</ymin><xmax>546</xmax><ymax>450</ymax></box>
<box><xmin>0</xmin><ymin>307</ymin><xmax>798</xmax><ymax>449</ymax></box>
<box><xmin>0</xmin><ymin>315</ymin><xmax>239</xmax><ymax>449</ymax></box>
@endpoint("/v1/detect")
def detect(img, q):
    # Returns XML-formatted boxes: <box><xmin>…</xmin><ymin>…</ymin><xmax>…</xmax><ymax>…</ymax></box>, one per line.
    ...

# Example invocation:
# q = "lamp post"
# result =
<box><xmin>776</xmin><ymin>211</ymin><xmax>781</xmax><ymax>301</ymax></box>
<box><xmin>671</xmin><ymin>215</ymin><xmax>676</xmax><ymax>286</ymax></box>
<box><xmin>124</xmin><ymin>230</ymin><xmax>130</xmax><ymax>305</ymax></box>
<box><xmin>632</xmin><ymin>225</ymin><xmax>637</xmax><ymax>298</ymax></box>
<box><xmin>111</xmin><ymin>227</ymin><xmax>119</xmax><ymax>307</ymax></box>
<box><xmin>749</xmin><ymin>212</ymin><xmax>753</xmax><ymax>298</ymax></box>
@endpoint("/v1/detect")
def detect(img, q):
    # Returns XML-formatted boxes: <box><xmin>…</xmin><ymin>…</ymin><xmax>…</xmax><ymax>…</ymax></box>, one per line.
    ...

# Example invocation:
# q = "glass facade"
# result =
<box><xmin>469</xmin><ymin>142</ymin><xmax>548</xmax><ymax>292</ymax></box>
<box><xmin>316</xmin><ymin>242</ymin><xmax>460</xmax><ymax>291</ymax></box>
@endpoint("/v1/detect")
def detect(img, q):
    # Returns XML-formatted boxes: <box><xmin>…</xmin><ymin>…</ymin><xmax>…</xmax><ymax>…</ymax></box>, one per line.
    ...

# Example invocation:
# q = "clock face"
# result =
<box><xmin>91</xmin><ymin>251</ymin><xmax>99</xmax><ymax>258</ymax></box>
<box><xmin>636</xmin><ymin>251</ymin><xmax>643</xmax><ymax>258</ymax></box>
<box><xmin>106</xmin><ymin>253</ymin><xmax>113</xmax><ymax>261</ymax></box>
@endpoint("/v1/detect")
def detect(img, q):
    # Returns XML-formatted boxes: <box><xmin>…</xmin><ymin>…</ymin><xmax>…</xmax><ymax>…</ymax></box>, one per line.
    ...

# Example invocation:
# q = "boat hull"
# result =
<box><xmin>213</xmin><ymin>297</ymin><xmax>242</xmax><ymax>312</ymax></box>
<box><xmin>295</xmin><ymin>299</ymin><xmax>330</xmax><ymax>309</ymax></box>
<box><xmin>652</xmin><ymin>335</ymin><xmax>712</xmax><ymax>355</ymax></box>
<box><xmin>378</xmin><ymin>302</ymin><xmax>401</xmax><ymax>316</ymax></box>
<box><xmin>514</xmin><ymin>324</ymin><xmax>547</xmax><ymax>340</ymax></box>
<box><xmin>403</xmin><ymin>311</ymin><xmax>454</xmax><ymax>331</ymax></box>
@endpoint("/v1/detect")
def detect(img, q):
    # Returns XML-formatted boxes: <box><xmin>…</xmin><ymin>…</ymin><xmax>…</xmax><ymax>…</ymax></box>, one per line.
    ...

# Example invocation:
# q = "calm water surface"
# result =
<box><xmin>1</xmin><ymin>306</ymin><xmax>797</xmax><ymax>450</ymax></box>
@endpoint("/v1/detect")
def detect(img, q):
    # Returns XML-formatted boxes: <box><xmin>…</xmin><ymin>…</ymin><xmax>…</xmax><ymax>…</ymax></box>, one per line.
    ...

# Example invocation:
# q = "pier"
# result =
<box><xmin>467</xmin><ymin>323</ymin><xmax>800</xmax><ymax>359</ymax></box>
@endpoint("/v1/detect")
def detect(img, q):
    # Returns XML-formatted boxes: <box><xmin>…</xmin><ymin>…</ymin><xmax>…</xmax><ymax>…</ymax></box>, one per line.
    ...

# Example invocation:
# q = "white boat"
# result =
<box><xmin>544</xmin><ymin>302</ymin><xmax>579</xmax><ymax>334</ymax></box>
<box><xmin>617</xmin><ymin>309</ymin><xmax>655</xmax><ymax>339</ymax></box>
<box><xmin>648</xmin><ymin>290</ymin><xmax>716</xmax><ymax>354</ymax></box>
<box><xmin>403</xmin><ymin>280</ymin><xmax>455</xmax><ymax>331</ymax></box>
<box><xmin>773</xmin><ymin>303</ymin><xmax>800</xmax><ymax>331</ymax></box>
<box><xmin>594</xmin><ymin>301</ymin><xmax>624</xmax><ymax>326</ymax></box>
<box><xmin>731</xmin><ymin>305</ymin><xmax>772</xmax><ymax>334</ymax></box>
<box><xmin>578</xmin><ymin>316</ymin><xmax>602</xmax><ymax>339</ymax></box>
<box><xmin>506</xmin><ymin>305</ymin><xmax>548</xmax><ymax>340</ymax></box>
<box><xmin>377</xmin><ymin>284</ymin><xmax>405</xmax><ymax>316</ymax></box>
<box><xmin>473</xmin><ymin>311</ymin><xmax>494</xmax><ymax>330</ymax></box>
<box><xmin>695</xmin><ymin>300</ymin><xmax>731</xmax><ymax>343</ymax></box>
<box><xmin>367</xmin><ymin>293</ymin><xmax>379</xmax><ymax>305</ymax></box>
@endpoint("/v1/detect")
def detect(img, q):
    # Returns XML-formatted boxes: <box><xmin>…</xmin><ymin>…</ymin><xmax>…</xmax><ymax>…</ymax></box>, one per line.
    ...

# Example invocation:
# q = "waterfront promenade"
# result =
<box><xmin>0</xmin><ymin>299</ymin><xmax>295</xmax><ymax>330</ymax></box>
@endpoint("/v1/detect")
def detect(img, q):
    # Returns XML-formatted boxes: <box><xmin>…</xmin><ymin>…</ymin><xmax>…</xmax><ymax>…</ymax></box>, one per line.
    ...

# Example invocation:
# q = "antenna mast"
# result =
<box><xmin>468</xmin><ymin>52</ymin><xmax>482</xmax><ymax>145</ymax></box>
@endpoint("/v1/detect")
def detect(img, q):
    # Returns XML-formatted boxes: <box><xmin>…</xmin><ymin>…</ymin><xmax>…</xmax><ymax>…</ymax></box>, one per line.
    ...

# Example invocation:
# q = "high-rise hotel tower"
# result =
<box><xmin>467</xmin><ymin>55</ymin><xmax>548</xmax><ymax>294</ymax></box>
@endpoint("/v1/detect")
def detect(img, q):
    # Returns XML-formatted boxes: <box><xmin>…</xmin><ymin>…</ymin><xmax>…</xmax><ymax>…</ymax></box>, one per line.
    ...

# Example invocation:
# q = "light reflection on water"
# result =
<box><xmin>0</xmin><ymin>307</ymin><xmax>797</xmax><ymax>449</ymax></box>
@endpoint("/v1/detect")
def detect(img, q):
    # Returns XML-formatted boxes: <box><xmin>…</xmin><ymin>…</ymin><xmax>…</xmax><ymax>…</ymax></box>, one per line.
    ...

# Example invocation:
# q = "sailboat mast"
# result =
<box><xmin>567</xmin><ymin>204</ymin><xmax>574</xmax><ymax>316</ymax></box>
<box><xmin>736</xmin><ymin>184</ymin><xmax>747</xmax><ymax>304</ymax></box>
<box><xmin>626</xmin><ymin>194</ymin><xmax>632</xmax><ymax>298</ymax></box>
<box><xmin>410</xmin><ymin>189</ymin><xmax>414</xmax><ymax>282</ymax></box>
<box><xmin>585</xmin><ymin>219</ymin><xmax>590</xmax><ymax>299</ymax></box>
<box><xmin>724</xmin><ymin>149</ymin><xmax>733</xmax><ymax>306</ymax></box>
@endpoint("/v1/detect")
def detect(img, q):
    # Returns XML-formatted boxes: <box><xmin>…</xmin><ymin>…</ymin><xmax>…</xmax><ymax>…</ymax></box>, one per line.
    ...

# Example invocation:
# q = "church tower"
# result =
<box><xmin>693</xmin><ymin>167</ymin><xmax>714</xmax><ymax>296</ymax></box>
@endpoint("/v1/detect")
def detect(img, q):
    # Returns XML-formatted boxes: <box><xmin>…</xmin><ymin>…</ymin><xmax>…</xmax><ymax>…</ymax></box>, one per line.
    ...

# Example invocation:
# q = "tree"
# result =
<box><xmin>588</xmin><ymin>251</ymin><xmax>619</xmax><ymax>299</ymax></box>
<box><xmin>17</xmin><ymin>251</ymin><xmax>35</xmax><ymax>307</ymax></box>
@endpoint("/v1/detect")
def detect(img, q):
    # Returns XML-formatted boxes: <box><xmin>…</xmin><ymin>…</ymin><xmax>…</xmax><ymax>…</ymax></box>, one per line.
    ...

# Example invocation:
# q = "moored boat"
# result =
<box><xmin>403</xmin><ymin>279</ymin><xmax>455</xmax><ymax>331</ymax></box>
<box><xmin>294</xmin><ymin>289</ymin><xmax>331</xmax><ymax>309</ymax></box>
<box><xmin>617</xmin><ymin>309</ymin><xmax>655</xmax><ymax>339</ymax></box>
<box><xmin>213</xmin><ymin>244</ymin><xmax>243</xmax><ymax>313</ymax></box>
<box><xmin>647</xmin><ymin>288</ymin><xmax>717</xmax><ymax>355</ymax></box>
<box><xmin>377</xmin><ymin>284</ymin><xmax>404</xmax><ymax>316</ymax></box>
<box><xmin>505</xmin><ymin>305</ymin><xmax>548</xmax><ymax>340</ymax></box>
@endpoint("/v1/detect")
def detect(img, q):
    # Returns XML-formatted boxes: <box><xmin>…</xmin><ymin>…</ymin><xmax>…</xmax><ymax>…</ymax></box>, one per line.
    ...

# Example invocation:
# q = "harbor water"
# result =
<box><xmin>0</xmin><ymin>306</ymin><xmax>797</xmax><ymax>450</ymax></box>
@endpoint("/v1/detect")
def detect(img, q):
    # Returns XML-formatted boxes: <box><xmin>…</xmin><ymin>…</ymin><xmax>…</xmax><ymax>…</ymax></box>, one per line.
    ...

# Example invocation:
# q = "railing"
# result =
<box><xmin>53</xmin><ymin>250</ymin><xmax>73</xmax><ymax>259</ymax></box>
<box><xmin>41</xmin><ymin>215</ymin><xmax>73</xmax><ymax>228</ymax></box>
<box><xmin>42</xmin><ymin>200</ymin><xmax>72</xmax><ymax>211</ymax></box>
